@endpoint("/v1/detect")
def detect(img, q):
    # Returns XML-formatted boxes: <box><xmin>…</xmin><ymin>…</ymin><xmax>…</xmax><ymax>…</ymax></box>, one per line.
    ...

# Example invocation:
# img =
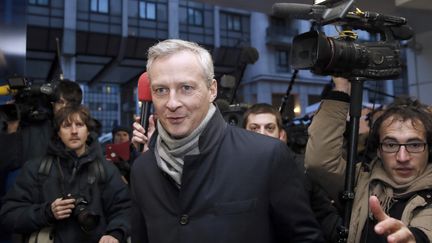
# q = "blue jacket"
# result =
<box><xmin>130</xmin><ymin>110</ymin><xmax>324</xmax><ymax>243</ymax></box>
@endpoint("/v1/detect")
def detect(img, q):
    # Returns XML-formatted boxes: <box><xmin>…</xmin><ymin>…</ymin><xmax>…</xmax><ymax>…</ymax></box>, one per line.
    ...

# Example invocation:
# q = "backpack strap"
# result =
<box><xmin>38</xmin><ymin>156</ymin><xmax>106</xmax><ymax>186</ymax></box>
<box><xmin>38</xmin><ymin>156</ymin><xmax>54</xmax><ymax>176</ymax></box>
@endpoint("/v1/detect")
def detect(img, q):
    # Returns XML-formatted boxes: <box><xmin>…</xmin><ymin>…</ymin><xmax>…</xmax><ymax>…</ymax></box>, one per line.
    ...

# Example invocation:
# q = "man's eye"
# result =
<box><xmin>154</xmin><ymin>87</ymin><xmax>168</xmax><ymax>96</ymax></box>
<box><xmin>265</xmin><ymin>126</ymin><xmax>275</xmax><ymax>132</ymax></box>
<box><xmin>62</xmin><ymin>123</ymin><xmax>72</xmax><ymax>128</ymax></box>
<box><xmin>385</xmin><ymin>143</ymin><xmax>397</xmax><ymax>148</ymax></box>
<box><xmin>182</xmin><ymin>85</ymin><xmax>193</xmax><ymax>93</ymax></box>
<box><xmin>407</xmin><ymin>143</ymin><xmax>422</xmax><ymax>148</ymax></box>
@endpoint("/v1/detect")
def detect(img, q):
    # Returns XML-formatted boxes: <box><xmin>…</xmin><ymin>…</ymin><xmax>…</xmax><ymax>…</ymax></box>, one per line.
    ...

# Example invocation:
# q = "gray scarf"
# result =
<box><xmin>155</xmin><ymin>104</ymin><xmax>216</xmax><ymax>187</ymax></box>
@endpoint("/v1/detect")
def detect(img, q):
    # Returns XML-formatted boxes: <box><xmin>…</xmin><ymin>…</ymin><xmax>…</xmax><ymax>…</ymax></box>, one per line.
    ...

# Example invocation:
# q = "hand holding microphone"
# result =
<box><xmin>132</xmin><ymin>72</ymin><xmax>155</xmax><ymax>152</ymax></box>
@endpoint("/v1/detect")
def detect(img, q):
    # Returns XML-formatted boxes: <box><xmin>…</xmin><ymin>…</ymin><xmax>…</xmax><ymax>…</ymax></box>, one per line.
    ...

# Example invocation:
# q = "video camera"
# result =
<box><xmin>272</xmin><ymin>0</ymin><xmax>414</xmax><ymax>80</ymax></box>
<box><xmin>0</xmin><ymin>77</ymin><xmax>58</xmax><ymax>123</ymax></box>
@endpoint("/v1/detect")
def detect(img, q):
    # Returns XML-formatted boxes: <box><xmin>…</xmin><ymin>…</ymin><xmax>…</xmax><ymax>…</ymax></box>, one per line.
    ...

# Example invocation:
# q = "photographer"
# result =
<box><xmin>0</xmin><ymin>80</ymin><xmax>83</xmax><ymax>190</ymax></box>
<box><xmin>0</xmin><ymin>79</ymin><xmax>83</xmax><ymax>242</ymax></box>
<box><xmin>305</xmin><ymin>77</ymin><xmax>432</xmax><ymax>242</ymax></box>
<box><xmin>0</xmin><ymin>105</ymin><xmax>130</xmax><ymax>243</ymax></box>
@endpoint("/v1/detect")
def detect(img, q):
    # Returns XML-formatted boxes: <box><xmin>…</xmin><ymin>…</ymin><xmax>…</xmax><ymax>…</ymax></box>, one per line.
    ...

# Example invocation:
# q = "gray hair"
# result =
<box><xmin>146</xmin><ymin>39</ymin><xmax>214</xmax><ymax>87</ymax></box>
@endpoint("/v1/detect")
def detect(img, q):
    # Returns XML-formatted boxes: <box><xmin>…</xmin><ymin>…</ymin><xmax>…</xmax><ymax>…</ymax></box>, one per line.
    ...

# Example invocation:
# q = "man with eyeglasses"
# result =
<box><xmin>305</xmin><ymin>77</ymin><xmax>432</xmax><ymax>243</ymax></box>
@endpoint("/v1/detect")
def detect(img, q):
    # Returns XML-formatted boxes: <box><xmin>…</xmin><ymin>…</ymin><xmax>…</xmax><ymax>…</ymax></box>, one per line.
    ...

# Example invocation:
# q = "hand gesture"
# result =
<box><xmin>370</xmin><ymin>195</ymin><xmax>416</xmax><ymax>243</ymax></box>
<box><xmin>50</xmin><ymin>197</ymin><xmax>75</xmax><ymax>220</ymax></box>
<box><xmin>131</xmin><ymin>114</ymin><xmax>156</xmax><ymax>153</ymax></box>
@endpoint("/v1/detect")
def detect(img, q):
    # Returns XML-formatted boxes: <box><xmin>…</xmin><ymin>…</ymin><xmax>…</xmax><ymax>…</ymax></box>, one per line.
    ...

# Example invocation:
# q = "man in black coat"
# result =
<box><xmin>0</xmin><ymin>80</ymin><xmax>83</xmax><ymax>242</ymax></box>
<box><xmin>243</xmin><ymin>103</ymin><xmax>342</xmax><ymax>242</ymax></box>
<box><xmin>130</xmin><ymin>39</ymin><xmax>324</xmax><ymax>243</ymax></box>
<box><xmin>0</xmin><ymin>105</ymin><xmax>130</xmax><ymax>243</ymax></box>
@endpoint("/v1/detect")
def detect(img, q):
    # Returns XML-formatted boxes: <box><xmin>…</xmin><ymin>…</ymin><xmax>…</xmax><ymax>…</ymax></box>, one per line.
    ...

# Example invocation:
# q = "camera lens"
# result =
<box><xmin>77</xmin><ymin>211</ymin><xmax>100</xmax><ymax>232</ymax></box>
<box><xmin>67</xmin><ymin>195</ymin><xmax>100</xmax><ymax>232</ymax></box>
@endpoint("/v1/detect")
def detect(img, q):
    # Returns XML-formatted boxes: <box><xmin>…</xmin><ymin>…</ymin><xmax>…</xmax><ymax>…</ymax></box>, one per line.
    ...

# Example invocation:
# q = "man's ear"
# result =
<box><xmin>209</xmin><ymin>79</ymin><xmax>217</xmax><ymax>102</ymax></box>
<box><xmin>279</xmin><ymin>129</ymin><xmax>288</xmax><ymax>143</ymax></box>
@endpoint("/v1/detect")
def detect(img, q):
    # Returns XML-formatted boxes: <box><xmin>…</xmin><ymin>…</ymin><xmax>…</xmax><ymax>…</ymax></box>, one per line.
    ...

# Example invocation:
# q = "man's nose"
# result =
<box><xmin>396</xmin><ymin>145</ymin><xmax>411</xmax><ymax>162</ymax></box>
<box><xmin>166</xmin><ymin>91</ymin><xmax>181</xmax><ymax>110</ymax></box>
<box><xmin>71</xmin><ymin>124</ymin><xmax>78</xmax><ymax>133</ymax></box>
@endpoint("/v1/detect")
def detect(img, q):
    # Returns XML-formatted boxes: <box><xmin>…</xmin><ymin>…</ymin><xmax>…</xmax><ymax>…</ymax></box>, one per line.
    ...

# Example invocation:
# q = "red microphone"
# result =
<box><xmin>137</xmin><ymin>72</ymin><xmax>152</xmax><ymax>150</ymax></box>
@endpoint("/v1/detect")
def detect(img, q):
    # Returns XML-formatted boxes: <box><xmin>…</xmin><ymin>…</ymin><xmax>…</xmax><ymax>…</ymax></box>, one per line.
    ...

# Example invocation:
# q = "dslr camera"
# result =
<box><xmin>272</xmin><ymin>0</ymin><xmax>413</xmax><ymax>80</ymax></box>
<box><xmin>63</xmin><ymin>194</ymin><xmax>100</xmax><ymax>232</ymax></box>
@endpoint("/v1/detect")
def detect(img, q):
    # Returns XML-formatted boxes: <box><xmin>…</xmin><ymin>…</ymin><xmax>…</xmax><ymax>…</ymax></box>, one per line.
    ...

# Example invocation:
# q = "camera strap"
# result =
<box><xmin>38</xmin><ymin>156</ymin><xmax>107</xmax><ymax>191</ymax></box>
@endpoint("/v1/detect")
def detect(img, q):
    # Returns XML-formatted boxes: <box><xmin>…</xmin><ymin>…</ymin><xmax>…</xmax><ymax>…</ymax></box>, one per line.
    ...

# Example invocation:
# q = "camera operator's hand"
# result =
<box><xmin>51</xmin><ymin>197</ymin><xmax>75</xmax><ymax>220</ymax></box>
<box><xmin>332</xmin><ymin>76</ymin><xmax>351</xmax><ymax>94</ymax></box>
<box><xmin>99</xmin><ymin>235</ymin><xmax>119</xmax><ymax>243</ymax></box>
<box><xmin>370</xmin><ymin>196</ymin><xmax>416</xmax><ymax>243</ymax></box>
<box><xmin>132</xmin><ymin>114</ymin><xmax>156</xmax><ymax>153</ymax></box>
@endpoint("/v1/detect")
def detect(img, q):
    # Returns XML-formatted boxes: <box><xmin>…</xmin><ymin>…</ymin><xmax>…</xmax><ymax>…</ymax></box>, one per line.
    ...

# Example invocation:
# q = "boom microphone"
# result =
<box><xmin>272</xmin><ymin>3</ymin><xmax>325</xmax><ymax>20</ymax></box>
<box><xmin>137</xmin><ymin>72</ymin><xmax>152</xmax><ymax>150</ymax></box>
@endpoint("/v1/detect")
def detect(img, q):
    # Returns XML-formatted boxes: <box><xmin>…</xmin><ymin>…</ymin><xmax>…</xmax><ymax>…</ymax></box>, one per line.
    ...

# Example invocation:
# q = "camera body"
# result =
<box><xmin>63</xmin><ymin>194</ymin><xmax>100</xmax><ymax>232</ymax></box>
<box><xmin>273</xmin><ymin>0</ymin><xmax>413</xmax><ymax>80</ymax></box>
<box><xmin>0</xmin><ymin>77</ymin><xmax>58</xmax><ymax>123</ymax></box>
<box><xmin>291</xmin><ymin>30</ymin><xmax>402</xmax><ymax>79</ymax></box>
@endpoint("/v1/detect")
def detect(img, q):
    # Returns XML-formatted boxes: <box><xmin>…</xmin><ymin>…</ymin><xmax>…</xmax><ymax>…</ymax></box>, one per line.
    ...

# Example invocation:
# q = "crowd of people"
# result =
<box><xmin>0</xmin><ymin>38</ymin><xmax>431</xmax><ymax>243</ymax></box>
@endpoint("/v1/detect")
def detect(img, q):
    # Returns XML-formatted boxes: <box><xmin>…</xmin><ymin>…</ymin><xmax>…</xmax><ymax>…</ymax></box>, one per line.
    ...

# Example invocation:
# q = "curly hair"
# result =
<box><xmin>369</xmin><ymin>98</ymin><xmax>432</xmax><ymax>161</ymax></box>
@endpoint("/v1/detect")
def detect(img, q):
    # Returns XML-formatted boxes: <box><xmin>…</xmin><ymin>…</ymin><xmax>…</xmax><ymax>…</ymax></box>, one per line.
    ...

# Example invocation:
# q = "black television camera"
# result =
<box><xmin>272</xmin><ymin>0</ymin><xmax>413</xmax><ymax>80</ymax></box>
<box><xmin>63</xmin><ymin>194</ymin><xmax>100</xmax><ymax>232</ymax></box>
<box><xmin>0</xmin><ymin>77</ymin><xmax>58</xmax><ymax>124</ymax></box>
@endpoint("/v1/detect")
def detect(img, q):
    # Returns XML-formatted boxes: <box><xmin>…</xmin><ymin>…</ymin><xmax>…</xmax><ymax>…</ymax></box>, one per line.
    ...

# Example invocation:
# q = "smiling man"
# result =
<box><xmin>130</xmin><ymin>39</ymin><xmax>324</xmax><ymax>243</ymax></box>
<box><xmin>305</xmin><ymin>77</ymin><xmax>432</xmax><ymax>243</ymax></box>
<box><xmin>0</xmin><ymin>105</ymin><xmax>130</xmax><ymax>243</ymax></box>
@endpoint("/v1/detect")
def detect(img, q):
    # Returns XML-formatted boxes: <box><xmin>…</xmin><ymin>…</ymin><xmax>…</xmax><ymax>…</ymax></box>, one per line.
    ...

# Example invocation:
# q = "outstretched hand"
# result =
<box><xmin>369</xmin><ymin>196</ymin><xmax>416</xmax><ymax>243</ymax></box>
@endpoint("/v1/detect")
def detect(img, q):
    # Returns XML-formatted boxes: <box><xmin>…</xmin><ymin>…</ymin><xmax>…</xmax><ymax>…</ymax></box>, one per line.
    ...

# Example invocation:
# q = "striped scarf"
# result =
<box><xmin>155</xmin><ymin>104</ymin><xmax>216</xmax><ymax>187</ymax></box>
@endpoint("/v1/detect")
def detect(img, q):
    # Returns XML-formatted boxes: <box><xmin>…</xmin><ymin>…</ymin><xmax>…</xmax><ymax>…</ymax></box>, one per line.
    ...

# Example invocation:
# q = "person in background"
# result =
<box><xmin>305</xmin><ymin>76</ymin><xmax>432</xmax><ymax>243</ymax></box>
<box><xmin>0</xmin><ymin>105</ymin><xmax>130</xmax><ymax>243</ymax></box>
<box><xmin>242</xmin><ymin>103</ymin><xmax>287</xmax><ymax>141</ymax></box>
<box><xmin>107</xmin><ymin>125</ymin><xmax>139</xmax><ymax>183</ymax></box>
<box><xmin>0</xmin><ymin>79</ymin><xmax>82</xmax><ymax>243</ymax></box>
<box><xmin>243</xmin><ymin>103</ymin><xmax>342</xmax><ymax>242</ymax></box>
<box><xmin>130</xmin><ymin>39</ymin><xmax>324</xmax><ymax>243</ymax></box>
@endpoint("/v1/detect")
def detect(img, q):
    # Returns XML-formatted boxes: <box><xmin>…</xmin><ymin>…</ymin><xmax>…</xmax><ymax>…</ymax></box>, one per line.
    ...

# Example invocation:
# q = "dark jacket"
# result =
<box><xmin>130</xmin><ymin>110</ymin><xmax>324</xmax><ymax>243</ymax></box>
<box><xmin>0</xmin><ymin>135</ymin><xmax>131</xmax><ymax>243</ymax></box>
<box><xmin>0</xmin><ymin>120</ymin><xmax>52</xmax><ymax>195</ymax></box>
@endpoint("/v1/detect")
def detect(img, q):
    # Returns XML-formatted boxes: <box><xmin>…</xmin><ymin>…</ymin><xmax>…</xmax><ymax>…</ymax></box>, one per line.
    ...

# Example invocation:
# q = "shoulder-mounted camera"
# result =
<box><xmin>272</xmin><ymin>0</ymin><xmax>414</xmax><ymax>80</ymax></box>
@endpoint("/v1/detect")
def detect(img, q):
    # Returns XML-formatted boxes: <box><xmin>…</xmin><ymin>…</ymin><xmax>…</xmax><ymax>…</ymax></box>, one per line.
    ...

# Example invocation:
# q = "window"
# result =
<box><xmin>29</xmin><ymin>0</ymin><xmax>49</xmax><ymax>5</ymax></box>
<box><xmin>187</xmin><ymin>8</ymin><xmax>203</xmax><ymax>26</ymax></box>
<box><xmin>139</xmin><ymin>1</ymin><xmax>156</xmax><ymax>20</ymax></box>
<box><xmin>227</xmin><ymin>14</ymin><xmax>241</xmax><ymax>32</ymax></box>
<box><xmin>276</xmin><ymin>49</ymin><xmax>290</xmax><ymax>72</ymax></box>
<box><xmin>90</xmin><ymin>0</ymin><xmax>109</xmax><ymax>13</ymax></box>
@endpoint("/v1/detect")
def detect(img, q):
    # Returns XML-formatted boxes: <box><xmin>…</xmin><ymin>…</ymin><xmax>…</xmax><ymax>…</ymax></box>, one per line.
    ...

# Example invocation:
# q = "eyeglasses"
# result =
<box><xmin>379</xmin><ymin>142</ymin><xmax>428</xmax><ymax>153</ymax></box>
